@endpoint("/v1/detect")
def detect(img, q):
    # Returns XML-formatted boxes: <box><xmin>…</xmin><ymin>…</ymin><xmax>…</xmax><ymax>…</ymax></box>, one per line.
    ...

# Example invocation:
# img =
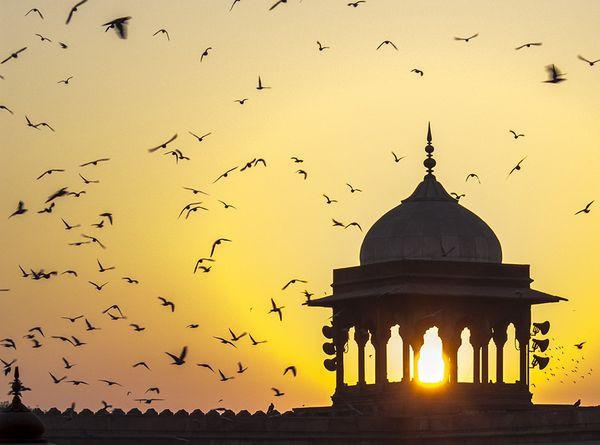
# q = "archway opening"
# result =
<box><xmin>418</xmin><ymin>327</ymin><xmax>445</xmax><ymax>384</ymax></box>
<box><xmin>457</xmin><ymin>327</ymin><xmax>474</xmax><ymax>382</ymax></box>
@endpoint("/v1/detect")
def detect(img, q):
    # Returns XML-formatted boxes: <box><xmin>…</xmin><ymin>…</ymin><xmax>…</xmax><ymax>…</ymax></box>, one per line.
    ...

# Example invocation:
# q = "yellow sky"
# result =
<box><xmin>0</xmin><ymin>0</ymin><xmax>599</xmax><ymax>412</ymax></box>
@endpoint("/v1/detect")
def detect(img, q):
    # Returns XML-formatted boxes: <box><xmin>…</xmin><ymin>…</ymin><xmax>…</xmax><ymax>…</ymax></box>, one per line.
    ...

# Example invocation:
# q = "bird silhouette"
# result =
<box><xmin>130</xmin><ymin>324</ymin><xmax>146</xmax><ymax>332</ymax></box>
<box><xmin>296</xmin><ymin>169</ymin><xmax>308</xmax><ymax>180</ymax></box>
<box><xmin>451</xmin><ymin>192</ymin><xmax>465</xmax><ymax>201</ymax></box>
<box><xmin>269</xmin><ymin>0</ymin><xmax>287</xmax><ymax>11</ymax></box>
<box><xmin>133</xmin><ymin>362</ymin><xmax>150</xmax><ymax>370</ymax></box>
<box><xmin>391</xmin><ymin>151</ymin><xmax>405</xmax><ymax>162</ymax></box>
<box><xmin>574</xmin><ymin>342</ymin><xmax>586</xmax><ymax>350</ymax></box>
<box><xmin>332</xmin><ymin>218</ymin><xmax>345</xmax><ymax>227</ymax></box>
<box><xmin>237</xmin><ymin>362</ymin><xmax>248</xmax><ymax>373</ymax></box>
<box><xmin>218</xmin><ymin>200</ymin><xmax>236</xmax><ymax>209</ymax></box>
<box><xmin>507</xmin><ymin>157</ymin><xmax>527</xmax><ymax>178</ymax></box>
<box><xmin>82</xmin><ymin>234</ymin><xmax>106</xmax><ymax>248</ymax></box>
<box><xmin>49</xmin><ymin>372</ymin><xmax>66</xmax><ymax>384</ymax></box>
<box><xmin>79</xmin><ymin>173</ymin><xmax>99</xmax><ymax>184</ymax></box>
<box><xmin>575</xmin><ymin>201</ymin><xmax>594</xmax><ymax>215</ymax></box>
<box><xmin>149</xmin><ymin>134</ymin><xmax>177</xmax><ymax>152</ymax></box>
<box><xmin>37</xmin><ymin>203</ymin><xmax>55</xmax><ymax>214</ymax></box>
<box><xmin>1</xmin><ymin>48</ymin><xmax>27</xmax><ymax>64</ymax></box>
<box><xmin>189</xmin><ymin>131</ymin><xmax>211</xmax><ymax>142</ymax></box>
<box><xmin>317</xmin><ymin>41</ymin><xmax>330</xmax><ymax>52</ymax></box>
<box><xmin>62</xmin><ymin>315</ymin><xmax>83</xmax><ymax>323</ymax></box>
<box><xmin>26</xmin><ymin>8</ymin><xmax>44</xmax><ymax>19</ymax></box>
<box><xmin>165</xmin><ymin>346</ymin><xmax>187</xmax><ymax>365</ymax></box>
<box><xmin>257</xmin><ymin>76</ymin><xmax>270</xmax><ymax>90</ymax></box>
<box><xmin>229</xmin><ymin>329</ymin><xmax>247</xmax><ymax>342</ymax></box>
<box><xmin>99</xmin><ymin>379</ymin><xmax>122</xmax><ymax>387</ymax></box>
<box><xmin>103</xmin><ymin>17</ymin><xmax>131</xmax><ymax>39</ymax></box>
<box><xmin>35</xmin><ymin>34</ymin><xmax>52</xmax><ymax>43</ymax></box>
<box><xmin>509</xmin><ymin>130</ymin><xmax>524</xmax><ymax>139</ymax></box>
<box><xmin>0</xmin><ymin>105</ymin><xmax>13</xmax><ymax>114</ymax></box>
<box><xmin>249</xmin><ymin>334</ymin><xmax>267</xmax><ymax>346</ymax></box>
<box><xmin>465</xmin><ymin>173</ymin><xmax>481</xmax><ymax>183</ymax></box>
<box><xmin>235</xmin><ymin>98</ymin><xmax>248</xmax><ymax>105</ymax></box>
<box><xmin>88</xmin><ymin>281</ymin><xmax>108</xmax><ymax>291</ymax></box>
<box><xmin>214</xmin><ymin>336</ymin><xmax>237</xmax><ymax>348</ymax></box>
<box><xmin>283</xmin><ymin>366</ymin><xmax>297</xmax><ymax>377</ymax></box>
<box><xmin>85</xmin><ymin>319</ymin><xmax>100</xmax><ymax>331</ymax></box>
<box><xmin>153</xmin><ymin>29</ymin><xmax>170</xmax><ymax>41</ymax></box>
<box><xmin>97</xmin><ymin>259</ymin><xmax>115</xmax><ymax>273</ymax></box>
<box><xmin>210</xmin><ymin>238</ymin><xmax>231</xmax><ymax>257</ymax></box>
<box><xmin>194</xmin><ymin>258</ymin><xmax>215</xmax><ymax>274</ymax></box>
<box><xmin>230</xmin><ymin>0</ymin><xmax>241</xmax><ymax>11</ymax></box>
<box><xmin>271</xmin><ymin>387</ymin><xmax>285</xmax><ymax>397</ymax></box>
<box><xmin>269</xmin><ymin>298</ymin><xmax>284</xmax><ymax>321</ymax></box>
<box><xmin>66</xmin><ymin>0</ymin><xmax>88</xmax><ymax>24</ymax></box>
<box><xmin>218</xmin><ymin>369</ymin><xmax>234</xmax><ymax>381</ymax></box>
<box><xmin>80</xmin><ymin>158</ymin><xmax>110</xmax><ymax>167</ymax></box>
<box><xmin>158</xmin><ymin>297</ymin><xmax>175</xmax><ymax>312</ymax></box>
<box><xmin>291</xmin><ymin>157</ymin><xmax>303</xmax><ymax>163</ymax></box>
<box><xmin>183</xmin><ymin>187</ymin><xmax>209</xmax><ymax>196</ymax></box>
<box><xmin>214</xmin><ymin>167</ymin><xmax>238</xmax><ymax>183</ymax></box>
<box><xmin>346</xmin><ymin>183</ymin><xmax>362</xmax><ymax>193</ymax></box>
<box><xmin>577</xmin><ymin>55</ymin><xmax>599</xmax><ymax>66</ymax></box>
<box><xmin>454</xmin><ymin>33</ymin><xmax>479</xmax><ymax>42</ymax></box>
<box><xmin>348</xmin><ymin>1</ymin><xmax>366</xmax><ymax>7</ymax></box>
<box><xmin>9</xmin><ymin>201</ymin><xmax>27</xmax><ymax>218</ymax></box>
<box><xmin>62</xmin><ymin>358</ymin><xmax>76</xmax><ymax>369</ymax></box>
<box><xmin>515</xmin><ymin>42</ymin><xmax>542</xmax><ymax>50</ymax></box>
<box><xmin>122</xmin><ymin>277</ymin><xmax>139</xmax><ymax>284</ymax></box>
<box><xmin>323</xmin><ymin>194</ymin><xmax>337</xmax><ymax>204</ymax></box>
<box><xmin>544</xmin><ymin>64</ymin><xmax>566</xmax><ymax>83</ymax></box>
<box><xmin>345</xmin><ymin>222</ymin><xmax>362</xmax><ymax>231</ymax></box>
<box><xmin>58</xmin><ymin>76</ymin><xmax>74</xmax><ymax>85</ymax></box>
<box><xmin>201</xmin><ymin>47</ymin><xmax>212</xmax><ymax>62</ymax></box>
<box><xmin>282</xmin><ymin>279</ymin><xmax>307</xmax><ymax>290</ymax></box>
<box><xmin>376</xmin><ymin>40</ymin><xmax>398</xmax><ymax>50</ymax></box>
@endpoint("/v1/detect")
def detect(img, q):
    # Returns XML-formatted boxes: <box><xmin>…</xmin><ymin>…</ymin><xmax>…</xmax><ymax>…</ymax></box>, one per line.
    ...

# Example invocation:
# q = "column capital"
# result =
<box><xmin>354</xmin><ymin>327</ymin><xmax>370</xmax><ymax>347</ymax></box>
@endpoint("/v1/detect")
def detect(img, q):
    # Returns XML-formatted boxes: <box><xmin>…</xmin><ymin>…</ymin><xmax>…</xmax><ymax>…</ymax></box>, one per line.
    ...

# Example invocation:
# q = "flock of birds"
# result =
<box><xmin>0</xmin><ymin>0</ymin><xmax>597</xmax><ymax>414</ymax></box>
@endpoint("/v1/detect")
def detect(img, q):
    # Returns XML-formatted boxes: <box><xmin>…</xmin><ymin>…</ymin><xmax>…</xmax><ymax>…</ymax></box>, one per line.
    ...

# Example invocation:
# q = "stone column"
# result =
<box><xmin>516</xmin><ymin>321</ymin><xmax>531</xmax><ymax>386</ymax></box>
<box><xmin>354</xmin><ymin>328</ymin><xmax>369</xmax><ymax>386</ymax></box>
<box><xmin>492</xmin><ymin>327</ymin><xmax>508</xmax><ymax>384</ymax></box>
<box><xmin>401</xmin><ymin>330</ymin><xmax>412</xmax><ymax>383</ymax></box>
<box><xmin>440</xmin><ymin>327</ymin><xmax>461</xmax><ymax>384</ymax></box>
<box><xmin>481</xmin><ymin>339</ymin><xmax>489</xmax><ymax>384</ymax></box>
<box><xmin>372</xmin><ymin>325</ymin><xmax>391</xmax><ymax>385</ymax></box>
<box><xmin>410</xmin><ymin>334</ymin><xmax>425</xmax><ymax>383</ymax></box>
<box><xmin>334</xmin><ymin>327</ymin><xmax>348</xmax><ymax>389</ymax></box>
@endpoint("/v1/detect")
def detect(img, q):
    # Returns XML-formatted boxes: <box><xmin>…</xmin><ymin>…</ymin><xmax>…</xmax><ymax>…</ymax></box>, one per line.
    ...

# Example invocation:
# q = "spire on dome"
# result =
<box><xmin>424</xmin><ymin>122</ymin><xmax>436</xmax><ymax>175</ymax></box>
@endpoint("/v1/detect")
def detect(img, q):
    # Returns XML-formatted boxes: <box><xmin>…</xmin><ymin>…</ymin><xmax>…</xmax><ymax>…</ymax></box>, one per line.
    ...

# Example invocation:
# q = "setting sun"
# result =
<box><xmin>418</xmin><ymin>328</ymin><xmax>445</xmax><ymax>384</ymax></box>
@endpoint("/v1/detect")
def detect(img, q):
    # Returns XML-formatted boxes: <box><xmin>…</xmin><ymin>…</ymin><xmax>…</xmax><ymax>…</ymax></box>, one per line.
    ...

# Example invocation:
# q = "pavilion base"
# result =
<box><xmin>329</xmin><ymin>381</ymin><xmax>532</xmax><ymax>415</ymax></box>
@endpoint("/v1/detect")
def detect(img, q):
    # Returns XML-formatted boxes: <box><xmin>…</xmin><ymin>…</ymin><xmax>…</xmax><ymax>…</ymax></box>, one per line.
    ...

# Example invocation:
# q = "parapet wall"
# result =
<box><xmin>35</xmin><ymin>405</ymin><xmax>600</xmax><ymax>445</ymax></box>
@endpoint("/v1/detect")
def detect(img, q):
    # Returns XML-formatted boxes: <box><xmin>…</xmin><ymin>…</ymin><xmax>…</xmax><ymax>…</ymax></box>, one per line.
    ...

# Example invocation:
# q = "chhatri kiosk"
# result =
<box><xmin>309</xmin><ymin>125</ymin><xmax>565</xmax><ymax>413</ymax></box>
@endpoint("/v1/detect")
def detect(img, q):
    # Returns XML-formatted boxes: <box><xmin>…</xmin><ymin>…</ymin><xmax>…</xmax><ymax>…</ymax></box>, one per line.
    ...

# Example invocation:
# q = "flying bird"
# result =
<box><xmin>230</xmin><ymin>0</ymin><xmax>241</xmax><ymax>11</ymax></box>
<box><xmin>391</xmin><ymin>151</ymin><xmax>405</xmax><ymax>162</ymax></box>
<box><xmin>79</xmin><ymin>173</ymin><xmax>99</xmax><ymax>184</ymax></box>
<box><xmin>454</xmin><ymin>33</ymin><xmax>479</xmax><ymax>42</ymax></box>
<box><xmin>214</xmin><ymin>167</ymin><xmax>238</xmax><ymax>183</ymax></box>
<box><xmin>197</xmin><ymin>363</ymin><xmax>214</xmax><ymax>372</ymax></box>
<box><xmin>9</xmin><ymin>201</ymin><xmax>27</xmax><ymax>218</ymax></box>
<box><xmin>269</xmin><ymin>0</ymin><xmax>287</xmax><ymax>11</ymax></box>
<box><xmin>218</xmin><ymin>369</ymin><xmax>234</xmax><ymax>381</ymax></box>
<box><xmin>575</xmin><ymin>201</ymin><xmax>594</xmax><ymax>215</ymax></box>
<box><xmin>183</xmin><ymin>187</ymin><xmax>209</xmax><ymax>196</ymax></box>
<box><xmin>194</xmin><ymin>258</ymin><xmax>215</xmax><ymax>274</ymax></box>
<box><xmin>158</xmin><ymin>297</ymin><xmax>175</xmax><ymax>312</ymax></box>
<box><xmin>317</xmin><ymin>41</ymin><xmax>330</xmax><ymax>52</ymax></box>
<box><xmin>283</xmin><ymin>366</ymin><xmax>297</xmax><ymax>377</ymax></box>
<box><xmin>507</xmin><ymin>157</ymin><xmax>527</xmax><ymax>178</ymax></box>
<box><xmin>348</xmin><ymin>1</ymin><xmax>366</xmax><ymax>7</ymax></box>
<box><xmin>82</xmin><ymin>234</ymin><xmax>106</xmax><ymax>248</ymax></box>
<box><xmin>271</xmin><ymin>387</ymin><xmax>285</xmax><ymax>397</ymax></box>
<box><xmin>97</xmin><ymin>259</ymin><xmax>115</xmax><ymax>273</ymax></box>
<box><xmin>577</xmin><ymin>55</ymin><xmax>599</xmax><ymax>66</ymax></box>
<box><xmin>133</xmin><ymin>362</ymin><xmax>150</xmax><ymax>370</ymax></box>
<box><xmin>323</xmin><ymin>194</ymin><xmax>337</xmax><ymax>204</ymax></box>
<box><xmin>66</xmin><ymin>0</ymin><xmax>88</xmax><ymax>24</ymax></box>
<box><xmin>88</xmin><ymin>281</ymin><xmax>108</xmax><ymax>291</ymax></box>
<box><xmin>282</xmin><ymin>279</ymin><xmax>307</xmax><ymax>290</ymax></box>
<box><xmin>269</xmin><ymin>298</ymin><xmax>284</xmax><ymax>321</ymax></box>
<box><xmin>189</xmin><ymin>131</ymin><xmax>211</xmax><ymax>142</ymax></box>
<box><xmin>235</xmin><ymin>98</ymin><xmax>248</xmax><ymax>105</ymax></box>
<box><xmin>201</xmin><ymin>47</ymin><xmax>212</xmax><ymax>62</ymax></box>
<box><xmin>210</xmin><ymin>238</ymin><xmax>231</xmax><ymax>257</ymax></box>
<box><xmin>103</xmin><ymin>17</ymin><xmax>131</xmax><ymax>39</ymax></box>
<box><xmin>1</xmin><ymin>48</ymin><xmax>27</xmax><ymax>64</ymax></box>
<box><xmin>35</xmin><ymin>34</ymin><xmax>52</xmax><ymax>43</ymax></box>
<box><xmin>237</xmin><ymin>362</ymin><xmax>248</xmax><ymax>373</ymax></box>
<box><xmin>122</xmin><ymin>277</ymin><xmax>139</xmax><ymax>284</ymax></box>
<box><xmin>515</xmin><ymin>42</ymin><xmax>542</xmax><ymax>50</ymax></box>
<box><xmin>149</xmin><ymin>134</ymin><xmax>177</xmax><ymax>152</ymax></box>
<box><xmin>574</xmin><ymin>342</ymin><xmax>586</xmax><ymax>350</ymax></box>
<box><xmin>296</xmin><ymin>169</ymin><xmax>308</xmax><ymax>180</ymax></box>
<box><xmin>544</xmin><ymin>64</ymin><xmax>566</xmax><ymax>83</ymax></box>
<box><xmin>465</xmin><ymin>173</ymin><xmax>481</xmax><ymax>183</ymax></box>
<box><xmin>257</xmin><ymin>76</ymin><xmax>270</xmax><ymax>90</ymax></box>
<box><xmin>49</xmin><ymin>372</ymin><xmax>66</xmax><ymax>384</ymax></box>
<box><xmin>0</xmin><ymin>105</ymin><xmax>13</xmax><ymax>114</ymax></box>
<box><xmin>411</xmin><ymin>69</ymin><xmax>424</xmax><ymax>76</ymax></box>
<box><xmin>214</xmin><ymin>337</ymin><xmax>237</xmax><ymax>348</ymax></box>
<box><xmin>80</xmin><ymin>158</ymin><xmax>110</xmax><ymax>167</ymax></box>
<box><xmin>249</xmin><ymin>334</ymin><xmax>267</xmax><ymax>346</ymax></box>
<box><xmin>345</xmin><ymin>222</ymin><xmax>362</xmax><ymax>231</ymax></box>
<box><xmin>376</xmin><ymin>40</ymin><xmax>398</xmax><ymax>51</ymax></box>
<box><xmin>25</xmin><ymin>9</ymin><xmax>44</xmax><ymax>19</ymax></box>
<box><xmin>509</xmin><ymin>130</ymin><xmax>524</xmax><ymax>139</ymax></box>
<box><xmin>332</xmin><ymin>218</ymin><xmax>345</xmax><ymax>227</ymax></box>
<box><xmin>346</xmin><ymin>183</ymin><xmax>362</xmax><ymax>193</ymax></box>
<box><xmin>165</xmin><ymin>346</ymin><xmax>187</xmax><ymax>365</ymax></box>
<box><xmin>153</xmin><ymin>29</ymin><xmax>170</xmax><ymax>40</ymax></box>
<box><xmin>451</xmin><ymin>192</ymin><xmax>465</xmax><ymax>201</ymax></box>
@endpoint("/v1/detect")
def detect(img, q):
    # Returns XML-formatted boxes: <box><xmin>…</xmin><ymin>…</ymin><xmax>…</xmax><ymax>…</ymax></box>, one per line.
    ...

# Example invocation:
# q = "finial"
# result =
<box><xmin>424</xmin><ymin>122</ymin><xmax>436</xmax><ymax>175</ymax></box>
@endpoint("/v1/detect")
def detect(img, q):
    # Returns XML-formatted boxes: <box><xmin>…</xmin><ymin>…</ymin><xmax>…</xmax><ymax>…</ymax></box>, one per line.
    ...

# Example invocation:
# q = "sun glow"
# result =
<box><xmin>417</xmin><ymin>328</ymin><xmax>445</xmax><ymax>384</ymax></box>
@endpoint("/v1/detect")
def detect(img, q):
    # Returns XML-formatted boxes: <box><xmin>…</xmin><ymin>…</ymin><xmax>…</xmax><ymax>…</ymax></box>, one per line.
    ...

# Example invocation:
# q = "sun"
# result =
<box><xmin>417</xmin><ymin>328</ymin><xmax>445</xmax><ymax>384</ymax></box>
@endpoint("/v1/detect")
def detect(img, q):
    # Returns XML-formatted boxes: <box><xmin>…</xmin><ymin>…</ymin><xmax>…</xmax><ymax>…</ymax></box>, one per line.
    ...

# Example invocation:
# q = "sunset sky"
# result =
<box><xmin>0</xmin><ymin>0</ymin><xmax>599</xmax><ymax>413</ymax></box>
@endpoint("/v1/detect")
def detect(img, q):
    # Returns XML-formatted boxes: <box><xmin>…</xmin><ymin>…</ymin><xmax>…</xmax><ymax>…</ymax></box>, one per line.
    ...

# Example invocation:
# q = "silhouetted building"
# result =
<box><xmin>308</xmin><ymin>124</ymin><xmax>565</xmax><ymax>413</ymax></box>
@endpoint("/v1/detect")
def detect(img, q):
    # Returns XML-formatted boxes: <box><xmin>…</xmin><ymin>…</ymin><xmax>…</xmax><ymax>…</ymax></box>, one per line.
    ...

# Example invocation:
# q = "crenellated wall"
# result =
<box><xmin>33</xmin><ymin>405</ymin><xmax>600</xmax><ymax>445</ymax></box>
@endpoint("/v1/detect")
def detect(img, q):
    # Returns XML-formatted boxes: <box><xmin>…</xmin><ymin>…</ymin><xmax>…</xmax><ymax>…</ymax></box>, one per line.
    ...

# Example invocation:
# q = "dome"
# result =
<box><xmin>360</xmin><ymin>126</ymin><xmax>502</xmax><ymax>265</ymax></box>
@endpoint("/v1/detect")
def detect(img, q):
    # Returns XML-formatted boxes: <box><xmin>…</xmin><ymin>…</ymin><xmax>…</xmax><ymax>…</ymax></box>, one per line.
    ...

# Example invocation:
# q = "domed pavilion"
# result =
<box><xmin>308</xmin><ymin>125</ymin><xmax>565</xmax><ymax>413</ymax></box>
